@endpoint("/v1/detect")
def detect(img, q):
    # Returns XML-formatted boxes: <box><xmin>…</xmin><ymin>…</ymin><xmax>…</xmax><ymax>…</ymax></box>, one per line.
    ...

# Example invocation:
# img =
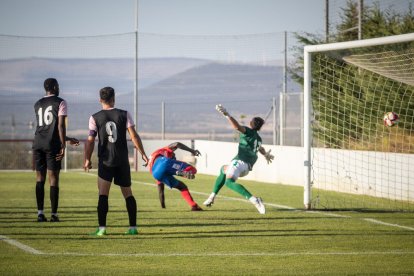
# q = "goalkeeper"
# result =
<box><xmin>203</xmin><ymin>104</ymin><xmax>274</xmax><ymax>214</ymax></box>
<box><xmin>148</xmin><ymin>142</ymin><xmax>203</xmax><ymax>211</ymax></box>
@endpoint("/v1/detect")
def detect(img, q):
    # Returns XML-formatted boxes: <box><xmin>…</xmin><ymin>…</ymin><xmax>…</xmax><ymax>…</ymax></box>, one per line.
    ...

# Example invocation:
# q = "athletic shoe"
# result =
<box><xmin>191</xmin><ymin>204</ymin><xmax>203</xmax><ymax>211</ymax></box>
<box><xmin>50</xmin><ymin>215</ymin><xmax>60</xmax><ymax>222</ymax></box>
<box><xmin>252</xmin><ymin>197</ymin><xmax>266</xmax><ymax>214</ymax></box>
<box><xmin>125</xmin><ymin>228</ymin><xmax>138</xmax><ymax>235</ymax></box>
<box><xmin>37</xmin><ymin>214</ymin><xmax>47</xmax><ymax>222</ymax></box>
<box><xmin>176</xmin><ymin>170</ymin><xmax>195</xmax><ymax>179</ymax></box>
<box><xmin>90</xmin><ymin>228</ymin><xmax>107</xmax><ymax>236</ymax></box>
<box><xmin>203</xmin><ymin>194</ymin><xmax>215</xmax><ymax>207</ymax></box>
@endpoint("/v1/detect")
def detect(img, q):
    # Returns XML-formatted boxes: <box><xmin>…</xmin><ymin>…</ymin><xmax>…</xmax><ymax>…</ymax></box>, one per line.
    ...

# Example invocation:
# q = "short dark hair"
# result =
<box><xmin>44</xmin><ymin>78</ymin><xmax>59</xmax><ymax>94</ymax></box>
<box><xmin>251</xmin><ymin>117</ymin><xmax>264</xmax><ymax>131</ymax></box>
<box><xmin>99</xmin><ymin>87</ymin><xmax>115</xmax><ymax>103</ymax></box>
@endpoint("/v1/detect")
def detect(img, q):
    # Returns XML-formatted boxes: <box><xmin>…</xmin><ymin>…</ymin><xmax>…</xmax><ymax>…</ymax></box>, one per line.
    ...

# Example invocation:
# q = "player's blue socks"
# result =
<box><xmin>125</xmin><ymin>196</ymin><xmax>137</xmax><ymax>227</ymax></box>
<box><xmin>224</xmin><ymin>178</ymin><xmax>252</xmax><ymax>200</ymax></box>
<box><xmin>98</xmin><ymin>195</ymin><xmax>109</xmax><ymax>227</ymax></box>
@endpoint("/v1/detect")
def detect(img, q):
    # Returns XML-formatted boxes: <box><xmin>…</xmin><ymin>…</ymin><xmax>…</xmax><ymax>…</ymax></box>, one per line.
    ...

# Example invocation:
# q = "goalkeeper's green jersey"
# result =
<box><xmin>233</xmin><ymin>127</ymin><xmax>262</xmax><ymax>168</ymax></box>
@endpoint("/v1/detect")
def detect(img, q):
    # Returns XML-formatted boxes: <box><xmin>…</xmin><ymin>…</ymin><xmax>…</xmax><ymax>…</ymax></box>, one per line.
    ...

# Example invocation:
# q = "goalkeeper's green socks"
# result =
<box><xmin>224</xmin><ymin>178</ymin><xmax>252</xmax><ymax>200</ymax></box>
<box><xmin>203</xmin><ymin>167</ymin><xmax>226</xmax><ymax>207</ymax></box>
<box><xmin>212</xmin><ymin>166</ymin><xmax>226</xmax><ymax>194</ymax></box>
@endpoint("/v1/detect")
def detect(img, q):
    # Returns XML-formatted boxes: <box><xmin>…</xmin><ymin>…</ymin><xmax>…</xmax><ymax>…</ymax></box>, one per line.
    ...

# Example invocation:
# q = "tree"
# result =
<box><xmin>290</xmin><ymin>0</ymin><xmax>414</xmax><ymax>151</ymax></box>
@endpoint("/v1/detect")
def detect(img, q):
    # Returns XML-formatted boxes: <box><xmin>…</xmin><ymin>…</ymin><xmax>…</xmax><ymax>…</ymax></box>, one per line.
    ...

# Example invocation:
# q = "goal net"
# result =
<box><xmin>304</xmin><ymin>33</ymin><xmax>414</xmax><ymax>211</ymax></box>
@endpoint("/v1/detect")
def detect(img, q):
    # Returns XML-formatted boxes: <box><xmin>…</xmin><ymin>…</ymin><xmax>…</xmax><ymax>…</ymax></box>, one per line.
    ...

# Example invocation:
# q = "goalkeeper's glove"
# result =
<box><xmin>264</xmin><ymin>149</ymin><xmax>274</xmax><ymax>164</ymax></box>
<box><xmin>216</xmin><ymin>104</ymin><xmax>230</xmax><ymax>117</ymax></box>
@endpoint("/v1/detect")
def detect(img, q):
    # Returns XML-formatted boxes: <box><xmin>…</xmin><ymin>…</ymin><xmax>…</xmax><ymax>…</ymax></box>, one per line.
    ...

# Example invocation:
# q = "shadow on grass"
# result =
<box><xmin>310</xmin><ymin>208</ymin><xmax>414</xmax><ymax>214</ymax></box>
<box><xmin>4</xmin><ymin>228</ymin><xmax>413</xmax><ymax>241</ymax></box>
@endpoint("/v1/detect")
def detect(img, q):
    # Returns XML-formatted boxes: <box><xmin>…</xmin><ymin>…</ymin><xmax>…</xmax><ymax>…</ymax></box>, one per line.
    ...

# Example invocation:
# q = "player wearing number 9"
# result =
<box><xmin>84</xmin><ymin>87</ymin><xmax>149</xmax><ymax>236</ymax></box>
<box><xmin>33</xmin><ymin>78</ymin><xmax>80</xmax><ymax>223</ymax></box>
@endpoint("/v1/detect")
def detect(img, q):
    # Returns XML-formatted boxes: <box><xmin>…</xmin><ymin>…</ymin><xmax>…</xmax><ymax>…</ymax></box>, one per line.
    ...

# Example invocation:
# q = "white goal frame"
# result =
<box><xmin>303</xmin><ymin>33</ymin><xmax>414</xmax><ymax>210</ymax></box>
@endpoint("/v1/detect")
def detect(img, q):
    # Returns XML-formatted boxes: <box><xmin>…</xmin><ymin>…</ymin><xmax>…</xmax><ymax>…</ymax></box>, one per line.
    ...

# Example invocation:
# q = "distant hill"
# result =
<box><xmin>0</xmin><ymin>57</ymin><xmax>302</xmax><ymax>144</ymax></box>
<box><xmin>139</xmin><ymin>61</ymin><xmax>301</xmax><ymax>143</ymax></box>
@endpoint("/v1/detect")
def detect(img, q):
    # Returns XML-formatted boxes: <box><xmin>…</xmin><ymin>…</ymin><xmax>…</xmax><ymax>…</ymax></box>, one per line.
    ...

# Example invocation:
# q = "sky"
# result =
<box><xmin>0</xmin><ymin>0</ymin><xmax>410</xmax><ymax>61</ymax></box>
<box><xmin>0</xmin><ymin>0</ymin><xmax>326</xmax><ymax>37</ymax></box>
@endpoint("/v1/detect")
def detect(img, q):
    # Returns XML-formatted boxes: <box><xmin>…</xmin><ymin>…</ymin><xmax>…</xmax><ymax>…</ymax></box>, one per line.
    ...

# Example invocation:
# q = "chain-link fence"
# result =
<box><xmin>0</xmin><ymin>31</ymin><xmax>305</xmax><ymax>169</ymax></box>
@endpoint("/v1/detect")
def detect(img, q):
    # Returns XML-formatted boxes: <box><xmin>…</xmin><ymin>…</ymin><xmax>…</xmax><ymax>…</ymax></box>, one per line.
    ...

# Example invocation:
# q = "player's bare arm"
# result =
<box><xmin>168</xmin><ymin>142</ymin><xmax>201</xmax><ymax>156</ymax></box>
<box><xmin>128</xmin><ymin>127</ymin><xmax>149</xmax><ymax>166</ymax></box>
<box><xmin>56</xmin><ymin>115</ymin><xmax>67</xmax><ymax>161</ymax></box>
<box><xmin>227</xmin><ymin>115</ymin><xmax>246</xmax><ymax>133</ymax></box>
<box><xmin>216</xmin><ymin>104</ymin><xmax>246</xmax><ymax>133</ymax></box>
<box><xmin>84</xmin><ymin>136</ymin><xmax>95</xmax><ymax>172</ymax></box>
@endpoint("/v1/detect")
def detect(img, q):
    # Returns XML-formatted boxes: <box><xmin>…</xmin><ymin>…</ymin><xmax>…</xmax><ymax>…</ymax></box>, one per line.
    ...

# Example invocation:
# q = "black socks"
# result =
<box><xmin>97</xmin><ymin>195</ymin><xmax>137</xmax><ymax>228</ymax></box>
<box><xmin>97</xmin><ymin>195</ymin><xmax>109</xmax><ymax>227</ymax></box>
<box><xmin>50</xmin><ymin>186</ymin><xmax>59</xmax><ymax>214</ymax></box>
<box><xmin>125</xmin><ymin>196</ymin><xmax>137</xmax><ymax>227</ymax></box>
<box><xmin>36</xmin><ymin>181</ymin><xmax>45</xmax><ymax>211</ymax></box>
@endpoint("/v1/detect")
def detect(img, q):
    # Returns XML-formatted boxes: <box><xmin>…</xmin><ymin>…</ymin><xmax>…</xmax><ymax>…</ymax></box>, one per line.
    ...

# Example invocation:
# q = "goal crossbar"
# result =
<box><xmin>304</xmin><ymin>33</ymin><xmax>414</xmax><ymax>53</ymax></box>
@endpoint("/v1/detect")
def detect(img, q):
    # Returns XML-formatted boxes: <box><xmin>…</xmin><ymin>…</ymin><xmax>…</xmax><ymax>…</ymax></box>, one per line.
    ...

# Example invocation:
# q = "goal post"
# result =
<box><xmin>303</xmin><ymin>33</ymin><xmax>414</xmax><ymax>211</ymax></box>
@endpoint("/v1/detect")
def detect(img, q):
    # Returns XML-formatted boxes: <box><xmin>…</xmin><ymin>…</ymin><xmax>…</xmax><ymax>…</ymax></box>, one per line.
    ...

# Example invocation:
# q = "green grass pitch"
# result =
<box><xmin>0</xmin><ymin>171</ymin><xmax>413</xmax><ymax>275</ymax></box>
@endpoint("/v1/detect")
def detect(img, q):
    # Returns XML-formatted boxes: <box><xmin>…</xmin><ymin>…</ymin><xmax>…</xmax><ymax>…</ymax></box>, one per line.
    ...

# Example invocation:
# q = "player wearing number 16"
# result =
<box><xmin>33</xmin><ymin>78</ymin><xmax>79</xmax><ymax>223</ymax></box>
<box><xmin>84</xmin><ymin>87</ymin><xmax>149</xmax><ymax>236</ymax></box>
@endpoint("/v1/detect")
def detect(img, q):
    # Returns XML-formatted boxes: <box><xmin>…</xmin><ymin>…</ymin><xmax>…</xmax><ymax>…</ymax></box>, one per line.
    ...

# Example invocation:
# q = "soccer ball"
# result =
<box><xmin>383</xmin><ymin>112</ymin><xmax>399</xmax><ymax>127</ymax></box>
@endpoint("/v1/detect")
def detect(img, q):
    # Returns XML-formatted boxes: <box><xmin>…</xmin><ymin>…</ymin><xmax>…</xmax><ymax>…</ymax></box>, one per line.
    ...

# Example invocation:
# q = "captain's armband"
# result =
<box><xmin>88</xmin><ymin>130</ymin><xmax>97</xmax><ymax>137</ymax></box>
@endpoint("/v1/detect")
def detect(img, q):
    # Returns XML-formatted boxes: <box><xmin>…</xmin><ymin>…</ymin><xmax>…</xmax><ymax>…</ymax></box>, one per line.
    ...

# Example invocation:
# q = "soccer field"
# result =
<box><xmin>0</xmin><ymin>171</ymin><xmax>413</xmax><ymax>275</ymax></box>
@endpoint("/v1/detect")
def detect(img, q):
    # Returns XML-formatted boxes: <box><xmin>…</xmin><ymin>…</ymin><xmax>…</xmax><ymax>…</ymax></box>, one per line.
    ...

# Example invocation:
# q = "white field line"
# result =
<box><xmin>0</xmin><ymin>235</ymin><xmax>44</xmax><ymax>255</ymax></box>
<box><xmin>80</xmin><ymin>172</ymin><xmax>413</xmax><ymax>230</ymax></box>
<box><xmin>1</xmin><ymin>233</ymin><xmax>413</xmax><ymax>258</ymax></box>
<box><xmin>42</xmin><ymin>251</ymin><xmax>414</xmax><ymax>257</ymax></box>
<box><xmin>364</xmin><ymin>218</ymin><xmax>414</xmax><ymax>231</ymax></box>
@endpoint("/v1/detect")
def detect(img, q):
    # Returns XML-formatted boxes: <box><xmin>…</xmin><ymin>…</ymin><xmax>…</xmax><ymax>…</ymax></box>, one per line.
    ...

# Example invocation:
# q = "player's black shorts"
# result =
<box><xmin>33</xmin><ymin>148</ymin><xmax>62</xmax><ymax>171</ymax></box>
<box><xmin>98</xmin><ymin>161</ymin><xmax>131</xmax><ymax>187</ymax></box>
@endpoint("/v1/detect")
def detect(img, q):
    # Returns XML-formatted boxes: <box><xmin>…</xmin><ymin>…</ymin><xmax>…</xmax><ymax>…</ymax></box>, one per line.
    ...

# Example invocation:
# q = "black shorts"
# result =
<box><xmin>33</xmin><ymin>148</ymin><xmax>62</xmax><ymax>171</ymax></box>
<box><xmin>98</xmin><ymin>162</ymin><xmax>131</xmax><ymax>187</ymax></box>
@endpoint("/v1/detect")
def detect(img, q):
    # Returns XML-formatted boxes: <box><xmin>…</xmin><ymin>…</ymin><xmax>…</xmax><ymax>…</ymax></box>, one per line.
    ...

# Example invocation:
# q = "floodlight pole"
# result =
<box><xmin>133</xmin><ymin>0</ymin><xmax>139</xmax><ymax>171</ymax></box>
<box><xmin>325</xmin><ymin>0</ymin><xmax>329</xmax><ymax>43</ymax></box>
<box><xmin>272</xmin><ymin>97</ymin><xmax>276</xmax><ymax>145</ymax></box>
<box><xmin>358</xmin><ymin>0</ymin><xmax>363</xmax><ymax>40</ymax></box>
<box><xmin>279</xmin><ymin>31</ymin><xmax>287</xmax><ymax>146</ymax></box>
<box><xmin>161</xmin><ymin>101</ymin><xmax>165</xmax><ymax>140</ymax></box>
<box><xmin>283</xmin><ymin>31</ymin><xmax>287</xmax><ymax>94</ymax></box>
